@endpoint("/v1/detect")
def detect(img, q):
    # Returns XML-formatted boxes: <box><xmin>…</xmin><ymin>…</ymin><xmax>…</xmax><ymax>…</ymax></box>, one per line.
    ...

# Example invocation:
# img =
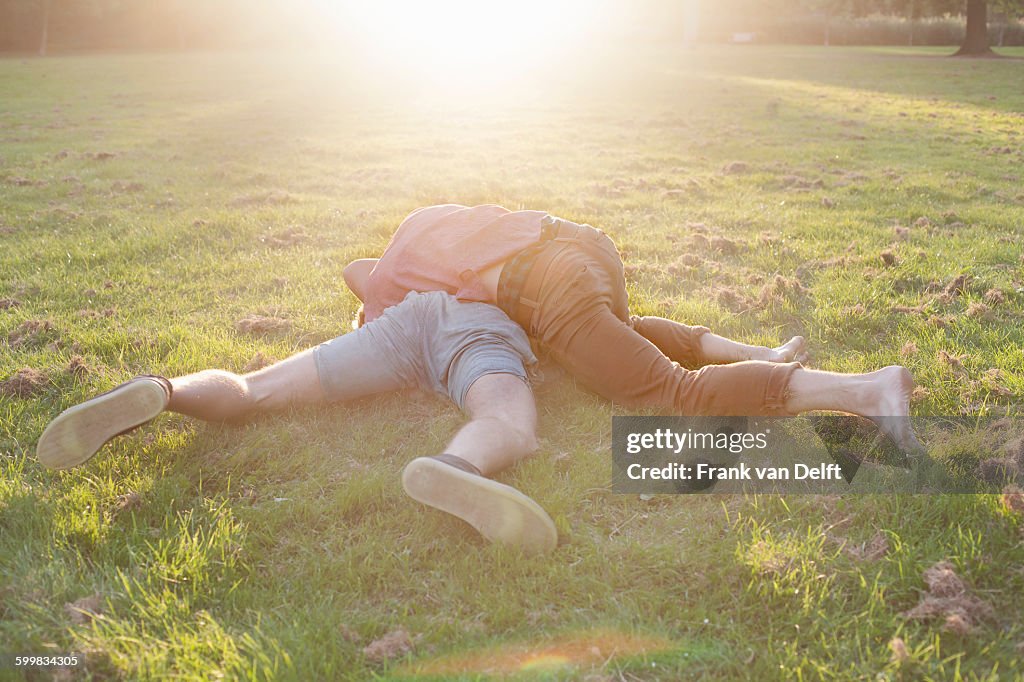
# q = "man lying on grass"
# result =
<box><xmin>37</xmin><ymin>290</ymin><xmax>559</xmax><ymax>554</ymax></box>
<box><xmin>346</xmin><ymin>203</ymin><xmax>926</xmax><ymax>456</ymax></box>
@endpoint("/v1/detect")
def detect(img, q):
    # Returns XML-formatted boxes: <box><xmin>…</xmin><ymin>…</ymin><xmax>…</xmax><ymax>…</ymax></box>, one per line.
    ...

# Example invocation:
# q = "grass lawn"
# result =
<box><xmin>2</xmin><ymin>44</ymin><xmax>1024</xmax><ymax>680</ymax></box>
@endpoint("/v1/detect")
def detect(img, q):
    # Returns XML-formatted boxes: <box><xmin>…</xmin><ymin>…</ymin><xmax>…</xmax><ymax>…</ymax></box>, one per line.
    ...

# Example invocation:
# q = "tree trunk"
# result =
<box><xmin>954</xmin><ymin>0</ymin><xmax>993</xmax><ymax>56</ymax></box>
<box><xmin>908</xmin><ymin>0</ymin><xmax>915</xmax><ymax>46</ymax></box>
<box><xmin>38</xmin><ymin>0</ymin><xmax>51</xmax><ymax>56</ymax></box>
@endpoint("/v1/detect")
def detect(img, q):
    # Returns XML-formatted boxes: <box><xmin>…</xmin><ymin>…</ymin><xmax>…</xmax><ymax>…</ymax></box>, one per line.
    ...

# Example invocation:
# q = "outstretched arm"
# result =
<box><xmin>342</xmin><ymin>258</ymin><xmax>379</xmax><ymax>303</ymax></box>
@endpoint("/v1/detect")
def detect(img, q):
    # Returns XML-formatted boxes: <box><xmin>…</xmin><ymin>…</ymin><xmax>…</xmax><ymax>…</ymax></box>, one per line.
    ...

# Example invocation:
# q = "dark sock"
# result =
<box><xmin>140</xmin><ymin>374</ymin><xmax>173</xmax><ymax>400</ymax></box>
<box><xmin>431</xmin><ymin>454</ymin><xmax>483</xmax><ymax>477</ymax></box>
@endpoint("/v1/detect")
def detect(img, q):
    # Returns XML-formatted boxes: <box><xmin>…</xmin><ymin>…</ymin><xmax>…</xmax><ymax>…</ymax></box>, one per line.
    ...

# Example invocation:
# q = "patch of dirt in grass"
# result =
<box><xmin>983</xmin><ymin>288</ymin><xmax>1006</xmax><ymax>305</ymax></box>
<box><xmin>110</xmin><ymin>180</ymin><xmax>144</xmax><ymax>194</ymax></box>
<box><xmin>660</xmin><ymin>179</ymin><xmax>706</xmax><ymax>198</ymax></box>
<box><xmin>38</xmin><ymin>205</ymin><xmax>82</xmax><ymax>222</ymax></box>
<box><xmin>339</xmin><ymin>624</ymin><xmax>362</xmax><ymax>643</ymax></box>
<box><xmin>0</xmin><ymin>368</ymin><xmax>48</xmax><ymax>397</ymax></box>
<box><xmin>234</xmin><ymin>315</ymin><xmax>291</xmax><ymax>336</ymax></box>
<box><xmin>1002</xmin><ymin>485</ymin><xmax>1024</xmax><ymax>514</ymax></box>
<box><xmin>363</xmin><ymin>629</ymin><xmax>414</xmax><ymax>663</ymax></box>
<box><xmin>778</xmin><ymin>174</ymin><xmax>824</xmax><ymax>190</ymax></box>
<box><xmin>0</xmin><ymin>298</ymin><xmax>20</xmax><ymax>310</ymax></box>
<box><xmin>981</xmin><ymin>368</ymin><xmax>1013</xmax><ymax>398</ymax></box>
<box><xmin>713</xmin><ymin>286</ymin><xmax>753</xmax><ymax>312</ymax></box>
<box><xmin>66</xmin><ymin>355</ymin><xmax>91</xmax><ymax>378</ymax></box>
<box><xmin>880</xmin><ymin>250</ymin><xmax>898</xmax><ymax>267</ymax></box>
<box><xmin>260</xmin><ymin>227</ymin><xmax>310</xmax><ymax>248</ymax></box>
<box><xmin>231</xmin><ymin>189</ymin><xmax>297</xmax><ymax>207</ymax></box>
<box><xmin>966</xmin><ymin>302</ymin><xmax>993</xmax><ymax>320</ymax></box>
<box><xmin>977</xmin><ymin>438</ymin><xmax>1024</xmax><ymax>485</ymax></box>
<box><xmin>722</xmin><ymin>161</ymin><xmax>749</xmax><ymax>175</ymax></box>
<box><xmin>893</xmin><ymin>301</ymin><xmax>928</xmax><ymax>315</ymax></box>
<box><xmin>814</xmin><ymin>255</ymin><xmax>848</xmax><ymax>269</ymax></box>
<box><xmin>6</xmin><ymin>319</ymin><xmax>60</xmax><ymax>348</ymax></box>
<box><xmin>687</xmin><ymin>233</ymin><xmax>710</xmax><ymax>250</ymax></box>
<box><xmin>937</xmin><ymin>351</ymin><xmax>969</xmax><ymax>378</ymax></box>
<box><xmin>759</xmin><ymin>274</ymin><xmax>806</xmax><ymax>307</ymax></box>
<box><xmin>900</xmin><ymin>341</ymin><xmax>918</xmax><ymax>356</ymax></box>
<box><xmin>674</xmin><ymin>253</ymin><xmax>705</xmax><ymax>269</ymax></box>
<box><xmin>242</xmin><ymin>352</ymin><xmax>273</xmax><ymax>373</ymax></box>
<box><xmin>64</xmin><ymin>594</ymin><xmax>103</xmax><ymax>625</ymax></box>
<box><xmin>709</xmin><ymin>235</ymin><xmax>741</xmax><ymax>254</ymax></box>
<box><xmin>114</xmin><ymin>491</ymin><xmax>142</xmax><ymax>513</ymax></box>
<box><xmin>889</xmin><ymin>637</ymin><xmax>910</xmax><ymax>663</ymax></box>
<box><xmin>844</xmin><ymin>530</ymin><xmax>889</xmax><ymax>562</ymax></box>
<box><xmin>592</xmin><ymin>183</ymin><xmax>623</xmax><ymax>197</ymax></box>
<box><xmin>9</xmin><ymin>176</ymin><xmax>46</xmax><ymax>187</ymax></box>
<box><xmin>76</xmin><ymin>308</ymin><xmax>116</xmax><ymax>319</ymax></box>
<box><xmin>894</xmin><ymin>225</ymin><xmax>911</xmax><ymax>240</ymax></box>
<box><xmin>902</xmin><ymin>561</ymin><xmax>993</xmax><ymax>635</ymax></box>
<box><xmin>943</xmin><ymin>274</ymin><xmax>972</xmax><ymax>298</ymax></box>
<box><xmin>88</xmin><ymin>151</ymin><xmax>117</xmax><ymax>161</ymax></box>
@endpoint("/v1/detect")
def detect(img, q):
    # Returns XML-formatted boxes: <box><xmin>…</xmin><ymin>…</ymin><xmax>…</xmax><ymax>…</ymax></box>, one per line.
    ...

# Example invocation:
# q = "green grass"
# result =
<box><xmin>2</xmin><ymin>45</ymin><xmax>1024</xmax><ymax>680</ymax></box>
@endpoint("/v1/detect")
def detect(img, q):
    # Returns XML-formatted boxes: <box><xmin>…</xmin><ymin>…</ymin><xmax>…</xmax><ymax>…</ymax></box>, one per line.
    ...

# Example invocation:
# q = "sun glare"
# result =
<box><xmin>329</xmin><ymin>0</ymin><xmax>607</xmax><ymax>85</ymax></box>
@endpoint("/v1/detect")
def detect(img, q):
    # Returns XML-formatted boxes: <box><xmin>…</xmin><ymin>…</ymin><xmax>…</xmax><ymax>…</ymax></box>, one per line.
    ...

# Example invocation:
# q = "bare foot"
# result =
<box><xmin>864</xmin><ymin>366</ymin><xmax>926</xmax><ymax>456</ymax></box>
<box><xmin>769</xmin><ymin>336</ymin><xmax>808</xmax><ymax>364</ymax></box>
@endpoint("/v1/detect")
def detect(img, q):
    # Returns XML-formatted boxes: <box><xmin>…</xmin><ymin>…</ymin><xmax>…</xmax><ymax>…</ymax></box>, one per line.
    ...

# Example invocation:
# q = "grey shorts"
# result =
<box><xmin>313</xmin><ymin>291</ymin><xmax>536</xmax><ymax>410</ymax></box>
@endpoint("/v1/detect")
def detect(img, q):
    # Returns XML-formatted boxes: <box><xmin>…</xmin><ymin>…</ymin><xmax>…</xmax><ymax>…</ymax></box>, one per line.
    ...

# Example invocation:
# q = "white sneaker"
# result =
<box><xmin>36</xmin><ymin>375</ymin><xmax>171</xmax><ymax>470</ymax></box>
<box><xmin>402</xmin><ymin>456</ymin><xmax>558</xmax><ymax>554</ymax></box>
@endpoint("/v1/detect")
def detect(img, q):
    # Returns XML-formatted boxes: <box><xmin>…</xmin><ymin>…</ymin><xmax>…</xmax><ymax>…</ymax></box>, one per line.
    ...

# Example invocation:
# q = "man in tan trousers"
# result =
<box><xmin>347</xmin><ymin>204</ymin><xmax>924</xmax><ymax>455</ymax></box>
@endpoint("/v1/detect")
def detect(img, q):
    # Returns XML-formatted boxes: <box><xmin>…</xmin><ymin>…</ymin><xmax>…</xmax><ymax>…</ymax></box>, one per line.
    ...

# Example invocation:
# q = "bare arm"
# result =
<box><xmin>342</xmin><ymin>258</ymin><xmax>379</xmax><ymax>303</ymax></box>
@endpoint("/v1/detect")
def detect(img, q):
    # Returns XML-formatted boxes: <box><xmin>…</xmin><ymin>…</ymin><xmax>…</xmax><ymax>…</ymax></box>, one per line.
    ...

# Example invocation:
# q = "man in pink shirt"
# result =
<box><xmin>349</xmin><ymin>204</ymin><xmax>924</xmax><ymax>455</ymax></box>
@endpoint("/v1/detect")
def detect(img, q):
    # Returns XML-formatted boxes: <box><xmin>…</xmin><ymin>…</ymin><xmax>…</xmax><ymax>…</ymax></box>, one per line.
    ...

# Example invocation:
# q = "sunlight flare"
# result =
<box><xmin>327</xmin><ymin>0</ymin><xmax>608</xmax><ymax>84</ymax></box>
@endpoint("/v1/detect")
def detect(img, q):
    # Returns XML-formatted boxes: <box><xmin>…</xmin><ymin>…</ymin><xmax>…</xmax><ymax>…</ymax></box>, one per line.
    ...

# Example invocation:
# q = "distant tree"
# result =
<box><xmin>38</xmin><ymin>0</ymin><xmax>50</xmax><ymax>55</ymax></box>
<box><xmin>955</xmin><ymin>0</ymin><xmax>993</xmax><ymax>53</ymax></box>
<box><xmin>4</xmin><ymin>0</ymin><xmax>59</xmax><ymax>55</ymax></box>
<box><xmin>954</xmin><ymin>0</ymin><xmax>1024</xmax><ymax>54</ymax></box>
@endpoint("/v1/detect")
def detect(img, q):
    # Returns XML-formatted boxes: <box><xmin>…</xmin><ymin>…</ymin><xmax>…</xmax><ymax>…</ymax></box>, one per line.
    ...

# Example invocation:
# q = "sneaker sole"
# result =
<box><xmin>36</xmin><ymin>379</ymin><xmax>168</xmax><ymax>470</ymax></box>
<box><xmin>402</xmin><ymin>457</ymin><xmax>558</xmax><ymax>554</ymax></box>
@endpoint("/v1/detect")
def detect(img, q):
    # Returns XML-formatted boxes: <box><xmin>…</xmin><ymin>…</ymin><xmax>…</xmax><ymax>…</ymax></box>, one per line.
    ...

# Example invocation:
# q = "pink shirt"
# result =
<box><xmin>364</xmin><ymin>204</ymin><xmax>545</xmax><ymax>322</ymax></box>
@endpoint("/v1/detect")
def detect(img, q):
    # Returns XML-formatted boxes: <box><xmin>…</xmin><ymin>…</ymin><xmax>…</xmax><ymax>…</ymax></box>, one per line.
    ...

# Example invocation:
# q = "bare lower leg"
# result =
<box><xmin>700</xmin><ymin>333</ymin><xmax>807</xmax><ymax>364</ymax></box>
<box><xmin>166</xmin><ymin>349</ymin><xmax>326</xmax><ymax>422</ymax></box>
<box><xmin>783</xmin><ymin>365</ymin><xmax>922</xmax><ymax>453</ymax></box>
<box><xmin>167</xmin><ymin>370</ymin><xmax>255</xmax><ymax>421</ymax></box>
<box><xmin>444</xmin><ymin>374</ymin><xmax>538</xmax><ymax>477</ymax></box>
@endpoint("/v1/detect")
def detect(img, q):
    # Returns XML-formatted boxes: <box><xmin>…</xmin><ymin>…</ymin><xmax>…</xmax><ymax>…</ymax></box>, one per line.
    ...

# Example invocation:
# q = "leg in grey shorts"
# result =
<box><xmin>314</xmin><ymin>290</ymin><xmax>554</xmax><ymax>551</ymax></box>
<box><xmin>35</xmin><ymin>289</ymin><xmax>555</xmax><ymax>552</ymax></box>
<box><xmin>313</xmin><ymin>291</ymin><xmax>535</xmax><ymax>410</ymax></box>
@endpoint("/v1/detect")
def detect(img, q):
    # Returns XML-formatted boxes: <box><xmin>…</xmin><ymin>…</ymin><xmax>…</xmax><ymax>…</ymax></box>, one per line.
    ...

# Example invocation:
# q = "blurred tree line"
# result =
<box><xmin>0</xmin><ymin>0</ymin><xmax>319</xmax><ymax>55</ymax></box>
<box><xmin>697</xmin><ymin>0</ymin><xmax>1023</xmax><ymax>52</ymax></box>
<box><xmin>1</xmin><ymin>0</ymin><xmax>1021</xmax><ymax>55</ymax></box>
